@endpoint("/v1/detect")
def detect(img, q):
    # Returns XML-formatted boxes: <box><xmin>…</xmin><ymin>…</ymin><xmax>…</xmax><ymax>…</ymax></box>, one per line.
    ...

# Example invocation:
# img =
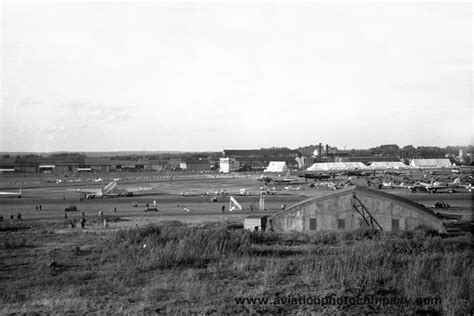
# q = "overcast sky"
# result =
<box><xmin>1</xmin><ymin>1</ymin><xmax>472</xmax><ymax>152</ymax></box>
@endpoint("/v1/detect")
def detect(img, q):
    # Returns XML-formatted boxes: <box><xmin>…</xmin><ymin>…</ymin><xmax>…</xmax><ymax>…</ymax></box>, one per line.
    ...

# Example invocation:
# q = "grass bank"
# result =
<box><xmin>0</xmin><ymin>221</ymin><xmax>472</xmax><ymax>314</ymax></box>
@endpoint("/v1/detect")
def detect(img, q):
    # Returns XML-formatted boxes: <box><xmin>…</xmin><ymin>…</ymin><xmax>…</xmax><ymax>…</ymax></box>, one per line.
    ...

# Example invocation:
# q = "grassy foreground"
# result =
<box><xmin>0</xmin><ymin>220</ymin><xmax>472</xmax><ymax>314</ymax></box>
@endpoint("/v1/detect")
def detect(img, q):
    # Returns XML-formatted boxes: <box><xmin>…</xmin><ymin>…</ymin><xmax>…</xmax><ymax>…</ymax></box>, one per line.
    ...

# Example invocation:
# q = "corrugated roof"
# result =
<box><xmin>271</xmin><ymin>185</ymin><xmax>443</xmax><ymax>221</ymax></box>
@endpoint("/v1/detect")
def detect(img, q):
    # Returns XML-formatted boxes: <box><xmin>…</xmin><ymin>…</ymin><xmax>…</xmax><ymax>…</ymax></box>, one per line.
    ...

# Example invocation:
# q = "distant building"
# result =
<box><xmin>219</xmin><ymin>158</ymin><xmax>240</xmax><ymax>173</ymax></box>
<box><xmin>244</xmin><ymin>215</ymin><xmax>268</xmax><ymax>231</ymax></box>
<box><xmin>84</xmin><ymin>157</ymin><xmax>112</xmax><ymax>172</ymax></box>
<box><xmin>184</xmin><ymin>158</ymin><xmax>211</xmax><ymax>172</ymax></box>
<box><xmin>0</xmin><ymin>157</ymin><xmax>18</xmax><ymax>172</ymax></box>
<box><xmin>169</xmin><ymin>158</ymin><xmax>182</xmax><ymax>171</ymax></box>
<box><xmin>147</xmin><ymin>160</ymin><xmax>170</xmax><ymax>171</ymax></box>
<box><xmin>112</xmin><ymin>160</ymin><xmax>146</xmax><ymax>171</ymax></box>
<box><xmin>223</xmin><ymin>149</ymin><xmax>302</xmax><ymax>171</ymax></box>
<box><xmin>38</xmin><ymin>165</ymin><xmax>55</xmax><ymax>173</ymax></box>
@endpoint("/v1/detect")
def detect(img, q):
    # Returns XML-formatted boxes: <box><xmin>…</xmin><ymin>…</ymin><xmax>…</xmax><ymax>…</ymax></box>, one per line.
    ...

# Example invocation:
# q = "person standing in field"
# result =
<box><xmin>80</xmin><ymin>217</ymin><xmax>86</xmax><ymax>229</ymax></box>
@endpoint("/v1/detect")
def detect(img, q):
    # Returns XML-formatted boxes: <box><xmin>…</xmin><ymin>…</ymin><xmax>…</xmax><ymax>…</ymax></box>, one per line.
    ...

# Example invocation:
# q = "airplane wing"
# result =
<box><xmin>109</xmin><ymin>185</ymin><xmax>152</xmax><ymax>196</ymax></box>
<box><xmin>68</xmin><ymin>188</ymin><xmax>102</xmax><ymax>195</ymax></box>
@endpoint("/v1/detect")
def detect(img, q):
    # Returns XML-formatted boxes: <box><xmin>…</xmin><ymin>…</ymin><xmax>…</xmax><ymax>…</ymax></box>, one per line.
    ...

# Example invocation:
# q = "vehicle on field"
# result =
<box><xmin>64</xmin><ymin>205</ymin><xmax>78</xmax><ymax>212</ymax></box>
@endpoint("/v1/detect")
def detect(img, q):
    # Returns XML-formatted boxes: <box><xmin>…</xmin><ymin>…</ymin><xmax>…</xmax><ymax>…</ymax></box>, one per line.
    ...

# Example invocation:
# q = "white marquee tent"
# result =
<box><xmin>409</xmin><ymin>159</ymin><xmax>452</xmax><ymax>169</ymax></box>
<box><xmin>264</xmin><ymin>161</ymin><xmax>288</xmax><ymax>173</ymax></box>
<box><xmin>369</xmin><ymin>161</ymin><xmax>410</xmax><ymax>169</ymax></box>
<box><xmin>306</xmin><ymin>162</ymin><xmax>369</xmax><ymax>172</ymax></box>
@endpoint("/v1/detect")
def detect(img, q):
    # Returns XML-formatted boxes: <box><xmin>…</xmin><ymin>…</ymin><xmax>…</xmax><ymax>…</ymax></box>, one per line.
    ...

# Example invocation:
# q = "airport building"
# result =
<box><xmin>182</xmin><ymin>158</ymin><xmax>212</xmax><ymax>171</ymax></box>
<box><xmin>223</xmin><ymin>149</ymin><xmax>303</xmax><ymax>171</ymax></box>
<box><xmin>244</xmin><ymin>215</ymin><xmax>268</xmax><ymax>231</ymax></box>
<box><xmin>219</xmin><ymin>158</ymin><xmax>240</xmax><ymax>173</ymax></box>
<box><xmin>267</xmin><ymin>186</ymin><xmax>446</xmax><ymax>233</ymax></box>
<box><xmin>83</xmin><ymin>157</ymin><xmax>113</xmax><ymax>172</ymax></box>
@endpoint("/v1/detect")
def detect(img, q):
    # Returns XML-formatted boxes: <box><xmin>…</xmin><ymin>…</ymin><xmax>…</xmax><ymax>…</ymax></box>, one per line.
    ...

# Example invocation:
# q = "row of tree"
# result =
<box><xmin>296</xmin><ymin>144</ymin><xmax>473</xmax><ymax>160</ymax></box>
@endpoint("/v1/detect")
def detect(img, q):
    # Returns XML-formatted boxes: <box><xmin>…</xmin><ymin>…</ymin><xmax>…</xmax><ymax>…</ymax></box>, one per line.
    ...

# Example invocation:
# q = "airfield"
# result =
<box><xmin>0</xmin><ymin>169</ymin><xmax>472</xmax><ymax>229</ymax></box>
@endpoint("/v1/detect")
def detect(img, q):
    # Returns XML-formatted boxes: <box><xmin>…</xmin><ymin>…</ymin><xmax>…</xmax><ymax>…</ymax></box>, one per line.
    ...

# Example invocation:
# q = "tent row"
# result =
<box><xmin>306</xmin><ymin>162</ymin><xmax>369</xmax><ymax>172</ymax></box>
<box><xmin>263</xmin><ymin>158</ymin><xmax>453</xmax><ymax>173</ymax></box>
<box><xmin>306</xmin><ymin>159</ymin><xmax>453</xmax><ymax>171</ymax></box>
<box><xmin>369</xmin><ymin>161</ymin><xmax>410</xmax><ymax>169</ymax></box>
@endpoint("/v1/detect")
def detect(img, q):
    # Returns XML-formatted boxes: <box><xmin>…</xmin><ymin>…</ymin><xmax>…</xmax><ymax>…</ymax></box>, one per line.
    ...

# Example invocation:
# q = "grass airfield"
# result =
<box><xmin>0</xmin><ymin>170</ymin><xmax>472</xmax><ymax>314</ymax></box>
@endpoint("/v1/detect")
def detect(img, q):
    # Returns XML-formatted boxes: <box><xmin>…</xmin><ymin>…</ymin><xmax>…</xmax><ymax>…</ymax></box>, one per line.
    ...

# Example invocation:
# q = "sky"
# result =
<box><xmin>1</xmin><ymin>1</ymin><xmax>472</xmax><ymax>152</ymax></box>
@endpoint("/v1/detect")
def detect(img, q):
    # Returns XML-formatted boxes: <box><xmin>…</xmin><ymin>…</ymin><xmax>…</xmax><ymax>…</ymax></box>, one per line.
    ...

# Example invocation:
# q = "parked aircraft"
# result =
<box><xmin>407</xmin><ymin>178</ymin><xmax>467</xmax><ymax>193</ymax></box>
<box><xmin>383</xmin><ymin>170</ymin><xmax>404</xmax><ymax>176</ymax></box>
<box><xmin>297</xmin><ymin>172</ymin><xmax>331</xmax><ymax>180</ymax></box>
<box><xmin>408</xmin><ymin>181</ymin><xmax>432</xmax><ymax>192</ymax></box>
<box><xmin>0</xmin><ymin>188</ymin><xmax>22</xmax><ymax>198</ymax></box>
<box><xmin>257</xmin><ymin>171</ymin><xmax>304</xmax><ymax>185</ymax></box>
<box><xmin>342</xmin><ymin>170</ymin><xmax>372</xmax><ymax>177</ymax></box>
<box><xmin>426</xmin><ymin>178</ymin><xmax>467</xmax><ymax>193</ymax></box>
<box><xmin>71</xmin><ymin>181</ymin><xmax>151</xmax><ymax>199</ymax></box>
<box><xmin>309</xmin><ymin>181</ymin><xmax>344</xmax><ymax>190</ymax></box>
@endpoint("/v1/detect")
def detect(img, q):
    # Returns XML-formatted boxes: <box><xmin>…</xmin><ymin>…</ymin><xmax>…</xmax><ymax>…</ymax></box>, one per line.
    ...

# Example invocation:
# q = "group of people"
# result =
<box><xmin>68</xmin><ymin>209</ymin><xmax>113</xmax><ymax>229</ymax></box>
<box><xmin>7</xmin><ymin>212</ymin><xmax>23</xmax><ymax>222</ymax></box>
<box><xmin>69</xmin><ymin>210</ymin><xmax>86</xmax><ymax>229</ymax></box>
<box><xmin>35</xmin><ymin>205</ymin><xmax>43</xmax><ymax>211</ymax></box>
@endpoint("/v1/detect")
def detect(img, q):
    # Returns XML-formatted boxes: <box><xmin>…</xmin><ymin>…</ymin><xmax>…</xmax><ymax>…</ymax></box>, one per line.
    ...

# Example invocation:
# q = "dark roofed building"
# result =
<box><xmin>184</xmin><ymin>158</ymin><xmax>211</xmax><ymax>171</ymax></box>
<box><xmin>223</xmin><ymin>149</ymin><xmax>302</xmax><ymax>171</ymax></box>
<box><xmin>112</xmin><ymin>160</ymin><xmax>146</xmax><ymax>171</ymax></box>
<box><xmin>147</xmin><ymin>160</ymin><xmax>170</xmax><ymax>171</ymax></box>
<box><xmin>83</xmin><ymin>157</ymin><xmax>112</xmax><ymax>172</ymax></box>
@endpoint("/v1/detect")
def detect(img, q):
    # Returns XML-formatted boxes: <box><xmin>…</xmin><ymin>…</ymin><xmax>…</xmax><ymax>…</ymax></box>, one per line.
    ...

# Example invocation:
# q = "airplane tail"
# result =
<box><xmin>453</xmin><ymin>177</ymin><xmax>461</xmax><ymax>184</ymax></box>
<box><xmin>102</xmin><ymin>181</ymin><xmax>118</xmax><ymax>196</ymax></box>
<box><xmin>229</xmin><ymin>196</ymin><xmax>242</xmax><ymax>211</ymax></box>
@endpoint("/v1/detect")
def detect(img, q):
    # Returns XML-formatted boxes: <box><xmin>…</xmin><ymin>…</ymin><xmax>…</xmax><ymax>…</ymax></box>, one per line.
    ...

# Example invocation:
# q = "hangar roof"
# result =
<box><xmin>271</xmin><ymin>185</ymin><xmax>443</xmax><ymax>221</ymax></box>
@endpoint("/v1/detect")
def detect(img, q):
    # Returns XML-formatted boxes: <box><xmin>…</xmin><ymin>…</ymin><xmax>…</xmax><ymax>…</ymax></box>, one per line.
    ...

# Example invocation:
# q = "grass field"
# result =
<box><xmin>0</xmin><ymin>219</ymin><xmax>472</xmax><ymax>314</ymax></box>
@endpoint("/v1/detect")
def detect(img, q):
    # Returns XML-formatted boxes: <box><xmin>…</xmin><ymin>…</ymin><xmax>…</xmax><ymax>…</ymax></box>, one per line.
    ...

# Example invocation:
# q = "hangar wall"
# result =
<box><xmin>268</xmin><ymin>186</ymin><xmax>446</xmax><ymax>233</ymax></box>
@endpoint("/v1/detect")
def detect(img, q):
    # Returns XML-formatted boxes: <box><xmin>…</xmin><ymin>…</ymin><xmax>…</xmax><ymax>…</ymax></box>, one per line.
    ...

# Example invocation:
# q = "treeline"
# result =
<box><xmin>297</xmin><ymin>144</ymin><xmax>473</xmax><ymax>159</ymax></box>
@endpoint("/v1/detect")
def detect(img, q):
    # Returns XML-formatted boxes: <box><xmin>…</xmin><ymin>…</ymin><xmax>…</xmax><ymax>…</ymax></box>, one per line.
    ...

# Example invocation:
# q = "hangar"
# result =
<box><xmin>267</xmin><ymin>186</ymin><xmax>446</xmax><ymax>233</ymax></box>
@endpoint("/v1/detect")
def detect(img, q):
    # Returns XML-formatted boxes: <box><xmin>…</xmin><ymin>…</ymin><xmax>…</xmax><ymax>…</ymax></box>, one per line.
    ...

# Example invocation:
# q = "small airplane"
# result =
<box><xmin>284</xmin><ymin>185</ymin><xmax>302</xmax><ymax>191</ymax></box>
<box><xmin>0</xmin><ymin>188</ymin><xmax>22</xmax><ymax>198</ymax></box>
<box><xmin>407</xmin><ymin>178</ymin><xmax>467</xmax><ymax>193</ymax></box>
<box><xmin>407</xmin><ymin>181</ymin><xmax>432</xmax><ymax>192</ymax></box>
<box><xmin>308</xmin><ymin>181</ymin><xmax>344</xmax><ymax>190</ymax></box>
<box><xmin>426</xmin><ymin>178</ymin><xmax>468</xmax><ymax>193</ymax></box>
<box><xmin>297</xmin><ymin>172</ymin><xmax>331</xmax><ymax>180</ymax></box>
<box><xmin>383</xmin><ymin>170</ymin><xmax>404</xmax><ymax>176</ymax></box>
<box><xmin>257</xmin><ymin>171</ymin><xmax>304</xmax><ymax>185</ymax></box>
<box><xmin>345</xmin><ymin>170</ymin><xmax>372</xmax><ymax>177</ymax></box>
<box><xmin>70</xmin><ymin>181</ymin><xmax>151</xmax><ymax>199</ymax></box>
